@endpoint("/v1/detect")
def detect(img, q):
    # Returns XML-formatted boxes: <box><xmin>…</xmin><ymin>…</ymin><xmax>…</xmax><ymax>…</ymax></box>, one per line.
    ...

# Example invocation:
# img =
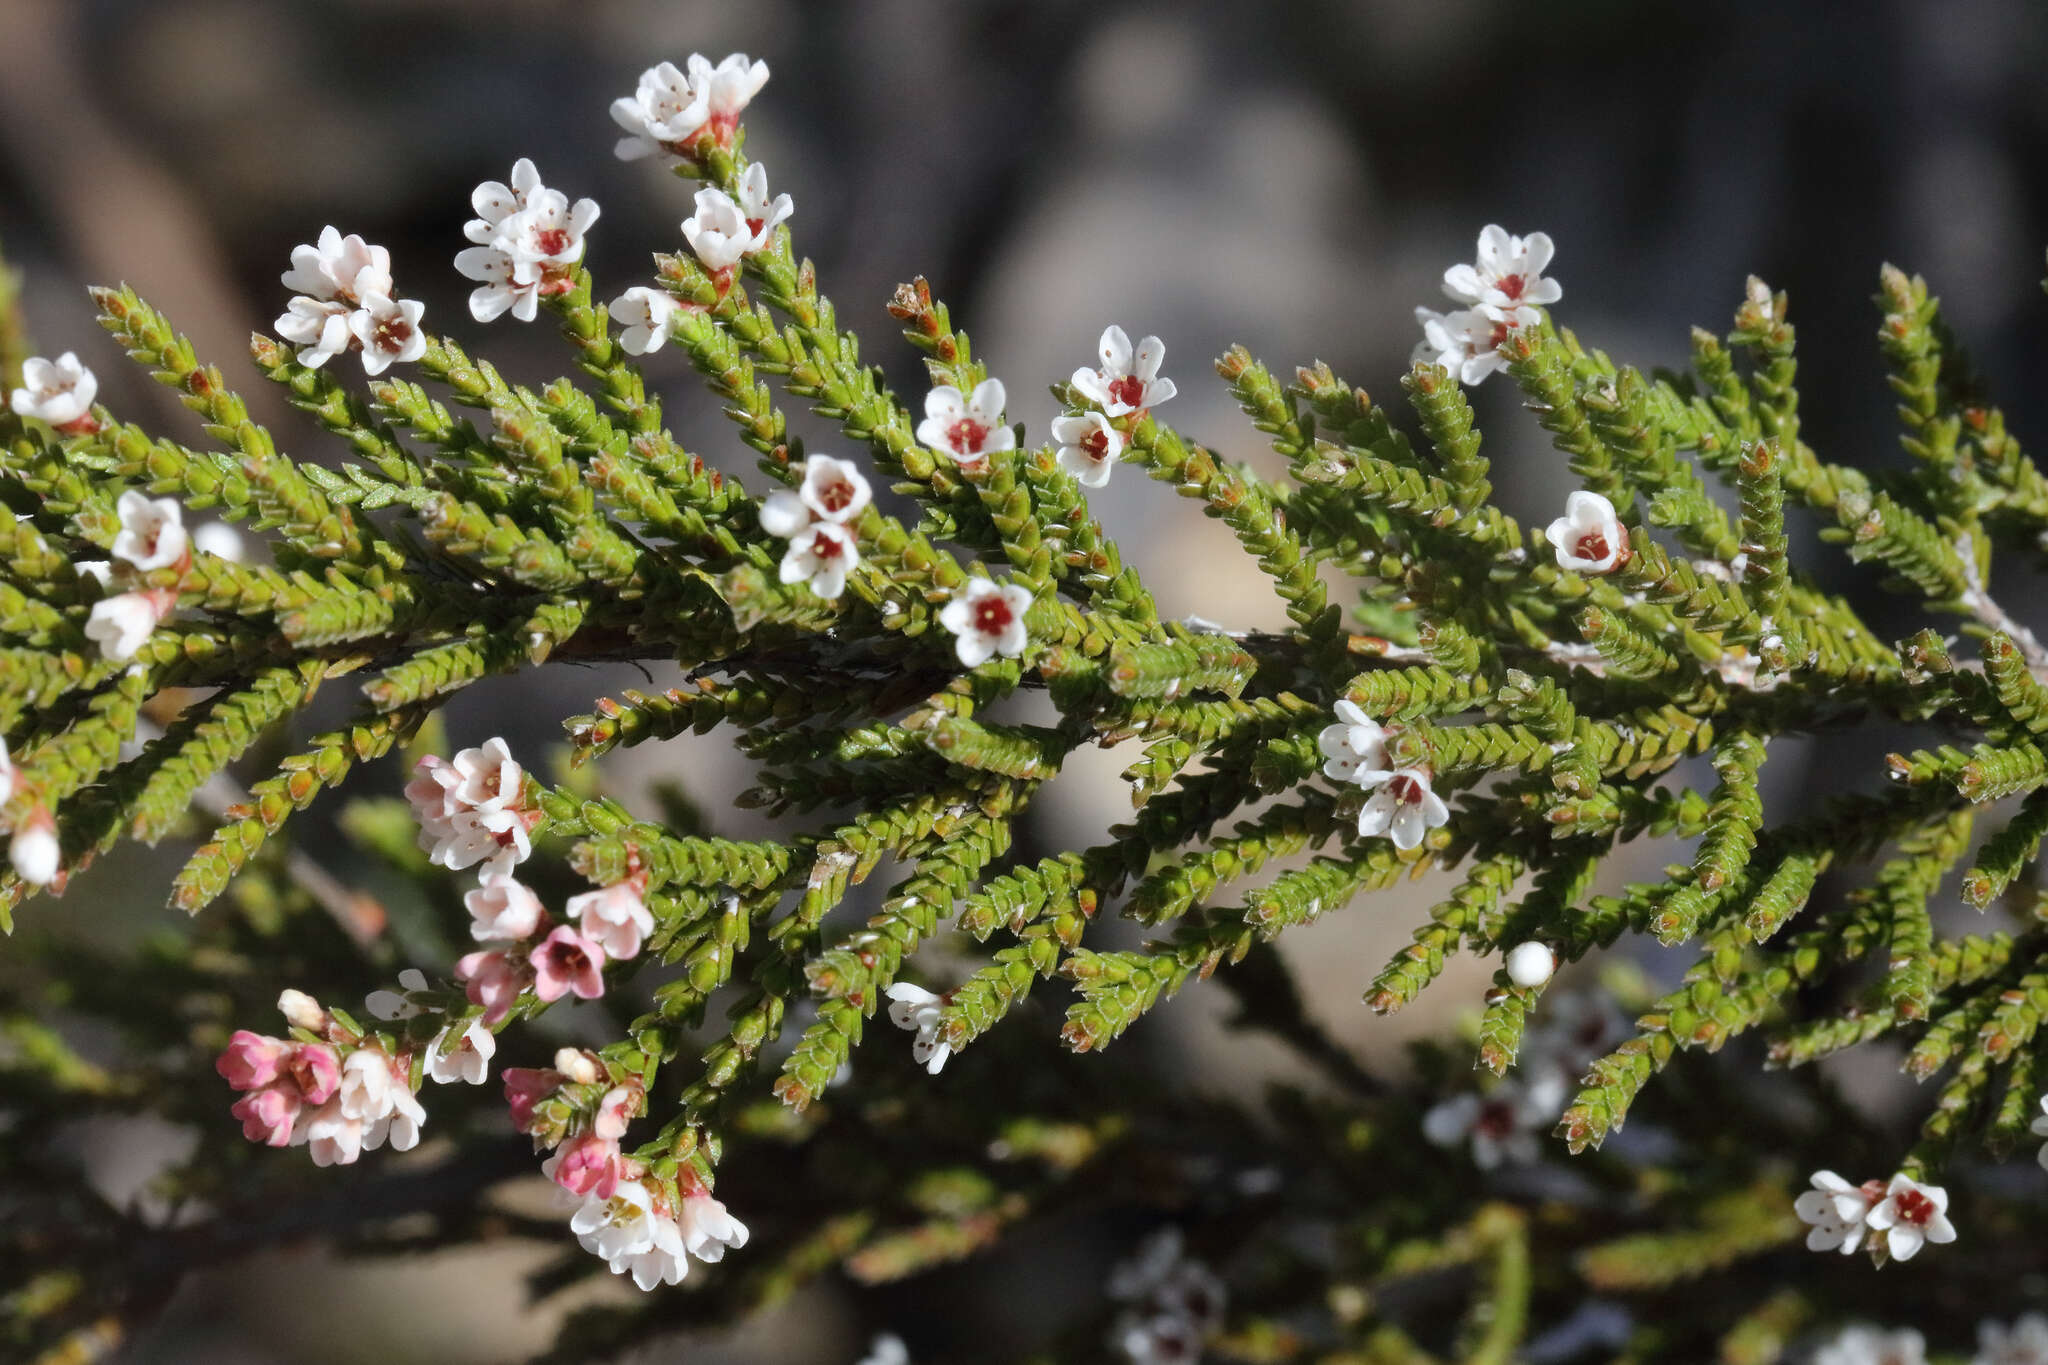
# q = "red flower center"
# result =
<box><xmin>1386</xmin><ymin>773</ymin><xmax>1426</xmax><ymax>805</ymax></box>
<box><xmin>972</xmin><ymin>596</ymin><xmax>1014</xmax><ymax>635</ymax></box>
<box><xmin>1575</xmin><ymin>531</ymin><xmax>1610</xmax><ymax>563</ymax></box>
<box><xmin>1080</xmin><ymin>429</ymin><xmax>1111</xmax><ymax>461</ymax></box>
<box><xmin>1486</xmin><ymin>320</ymin><xmax>1511</xmax><ymax>350</ymax></box>
<box><xmin>372</xmin><ymin>314</ymin><xmax>414</xmax><ymax>353</ymax></box>
<box><xmin>533</xmin><ymin>226</ymin><xmax>571</xmax><ymax>256</ymax></box>
<box><xmin>946</xmin><ymin>418</ymin><xmax>990</xmax><ymax>454</ymax></box>
<box><xmin>811</xmin><ymin>528</ymin><xmax>850</xmax><ymax>563</ymax></box>
<box><xmin>1108</xmin><ymin>374</ymin><xmax>1146</xmax><ymax>409</ymax></box>
<box><xmin>814</xmin><ymin>480</ymin><xmax>857</xmax><ymax>515</ymax></box>
<box><xmin>1474</xmin><ymin>1099</ymin><xmax>1517</xmax><ymax>1141</ymax></box>
<box><xmin>745</xmin><ymin>216</ymin><xmax>766</xmax><ymax>238</ymax></box>
<box><xmin>1500</xmin><ymin>273</ymin><xmax>1526</xmax><ymax>301</ymax></box>
<box><xmin>1894</xmin><ymin>1187</ymin><xmax>1937</xmax><ymax>1226</ymax></box>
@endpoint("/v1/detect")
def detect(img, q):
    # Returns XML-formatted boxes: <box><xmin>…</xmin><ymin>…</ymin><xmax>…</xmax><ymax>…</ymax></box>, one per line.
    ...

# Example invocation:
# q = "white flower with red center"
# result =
<box><xmin>1412</xmin><ymin>304</ymin><xmax>1537</xmax><ymax>386</ymax></box>
<box><xmin>1443</xmin><ymin>225</ymin><xmax>1562</xmax><ymax>312</ymax></box>
<box><xmin>426</xmin><ymin>806</ymin><xmax>535</xmax><ymax>879</ymax></box>
<box><xmin>1317</xmin><ymin>699</ymin><xmax>1388</xmax><ymax>784</ymax></box>
<box><xmin>1546</xmin><ymin>490</ymin><xmax>1631</xmax><ymax>574</ymax></box>
<box><xmin>450</xmin><ymin>737</ymin><xmax>523</xmax><ymax>813</ymax></box>
<box><xmin>9</xmin><ymin>809</ymin><xmax>58</xmax><ymax>886</ymax></box>
<box><xmin>690</xmin><ymin>53</ymin><xmax>771</xmax><ymax>148</ymax></box>
<box><xmin>884</xmin><ymin>982</ymin><xmax>953</xmax><ymax>1075</ymax></box>
<box><xmin>348</xmin><ymin>288</ymin><xmax>428</xmax><ymax>377</ymax></box>
<box><xmin>939</xmin><ymin>577</ymin><xmax>1034</xmax><ymax>668</ymax></box>
<box><xmin>1864</xmin><ymin>1172</ymin><xmax>1956</xmax><ymax>1261</ymax></box>
<box><xmin>1977</xmin><ymin>1315</ymin><xmax>2048</xmax><ymax>1365</ymax></box>
<box><xmin>778</xmin><ymin>521</ymin><xmax>861</xmax><ymax>601</ymax></box>
<box><xmin>1072</xmin><ymin>325</ymin><xmax>1176</xmax><ymax>417</ymax></box>
<box><xmin>466</xmin><ymin>875</ymin><xmax>545</xmax><ymax>942</ymax></box>
<box><xmin>112</xmin><ymin>491</ymin><xmax>189</xmax><ymax>573</ymax></box>
<box><xmin>608</xmin><ymin>287</ymin><xmax>684</xmax><ymax>356</ymax></box>
<box><xmin>1051</xmin><ymin>410</ymin><xmax>1123</xmax><ymax>488</ymax></box>
<box><xmin>86</xmin><ymin>589</ymin><xmax>172</xmax><ymax>662</ymax></box>
<box><xmin>1420</xmin><ymin>1071</ymin><xmax>1566</xmax><ymax>1169</ymax></box>
<box><xmin>796</xmin><ymin>454</ymin><xmax>872</xmax><ymax>525</ymax></box>
<box><xmin>10</xmin><ymin>352</ymin><xmax>99</xmax><ymax>431</ymax></box>
<box><xmin>1794</xmin><ymin>1170</ymin><xmax>1884</xmax><ymax>1255</ymax></box>
<box><xmin>918</xmin><ymin>378</ymin><xmax>1014</xmax><ymax>473</ymax></box>
<box><xmin>1815</xmin><ymin>1326</ymin><xmax>1926</xmax><ymax>1365</ymax></box>
<box><xmin>682</xmin><ymin>187</ymin><xmax>769</xmax><ymax>273</ymax></box>
<box><xmin>456</xmin><ymin>163</ymin><xmax>600</xmax><ymax>324</ymax></box>
<box><xmin>1356</xmin><ymin>767</ymin><xmax>1449</xmax><ymax>851</ymax></box>
<box><xmin>678</xmin><ymin>1190</ymin><xmax>750</xmax><ymax>1263</ymax></box>
<box><xmin>569</xmin><ymin>881</ymin><xmax>655</xmax><ymax>960</ymax></box>
<box><xmin>610</xmin><ymin>61</ymin><xmax>709</xmax><ymax>161</ymax></box>
<box><xmin>275</xmin><ymin>295</ymin><xmax>355</xmax><ymax>369</ymax></box>
<box><xmin>1504</xmin><ymin>941</ymin><xmax>1556</xmax><ymax>988</ymax></box>
<box><xmin>426</xmin><ymin>1018</ymin><xmax>496</xmax><ymax>1086</ymax></box>
<box><xmin>733</xmin><ymin>162</ymin><xmax>793</xmax><ymax>252</ymax></box>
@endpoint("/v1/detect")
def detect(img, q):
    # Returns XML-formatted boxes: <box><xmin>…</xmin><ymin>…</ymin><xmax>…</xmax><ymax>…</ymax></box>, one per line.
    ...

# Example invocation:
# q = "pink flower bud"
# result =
<box><xmin>531</xmin><ymin>926</ymin><xmax>607</xmax><ymax>1003</ymax></box>
<box><xmin>594</xmin><ymin>1085</ymin><xmax>634</xmax><ymax>1141</ymax></box>
<box><xmin>456</xmin><ymin>948</ymin><xmax>530</xmax><ymax>1025</ymax></box>
<box><xmin>502</xmin><ymin>1067</ymin><xmax>561</xmax><ymax>1132</ymax></box>
<box><xmin>215</xmin><ymin>1030</ymin><xmax>289</xmax><ymax>1091</ymax></box>
<box><xmin>231</xmin><ymin>1085</ymin><xmax>301</xmax><ymax>1147</ymax></box>
<box><xmin>567</xmin><ymin>882</ymin><xmax>655</xmax><ymax>960</ymax></box>
<box><xmin>551</xmin><ymin>1130</ymin><xmax>621</xmax><ymax>1200</ymax></box>
<box><xmin>289</xmin><ymin>1043</ymin><xmax>341</xmax><ymax>1105</ymax></box>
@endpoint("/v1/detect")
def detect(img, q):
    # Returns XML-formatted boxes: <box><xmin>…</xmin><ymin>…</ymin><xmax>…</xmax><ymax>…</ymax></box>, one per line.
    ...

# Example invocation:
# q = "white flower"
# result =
<box><xmin>691</xmin><ymin>53</ymin><xmax>771</xmax><ymax>140</ymax></box>
<box><xmin>608</xmin><ymin>287</ymin><xmax>684</xmax><ymax>356</ymax></box>
<box><xmin>2031</xmin><ymin>1094</ymin><xmax>2048</xmax><ymax>1172</ymax></box>
<box><xmin>426</xmin><ymin>1018</ymin><xmax>496</xmax><ymax>1086</ymax></box>
<box><xmin>1443</xmin><ymin>225</ymin><xmax>1562</xmax><ymax>311</ymax></box>
<box><xmin>732</xmin><ymin>162</ymin><xmax>793</xmax><ymax>250</ymax></box>
<box><xmin>759</xmin><ymin>490</ymin><xmax>810</xmax><ymax>539</ymax></box>
<box><xmin>363</xmin><ymin>1078</ymin><xmax>426</xmax><ymax>1153</ymax></box>
<box><xmin>86</xmin><ymin>591</ymin><xmax>164</xmax><ymax>661</ymax></box>
<box><xmin>797</xmin><ymin>455</ymin><xmax>872</xmax><ymax>524</ymax></box>
<box><xmin>1864</xmin><ymin>1173</ymin><xmax>1956</xmax><ymax>1261</ymax></box>
<box><xmin>465</xmin><ymin>876</ymin><xmax>545</xmax><ymax>941</ymax></box>
<box><xmin>337</xmin><ymin>1047</ymin><xmax>396</xmax><ymax>1122</ymax></box>
<box><xmin>858</xmin><ymin>1335</ymin><xmax>911</xmax><ymax>1365</ymax></box>
<box><xmin>573</xmin><ymin>1179</ymin><xmax>662</xmax><ymax>1264</ymax></box>
<box><xmin>677</xmin><ymin>1191</ymin><xmax>749</xmax><ymax>1263</ymax></box>
<box><xmin>365</xmin><ymin>967</ymin><xmax>429</xmax><ymax>1021</ymax></box>
<box><xmin>610</xmin><ymin>60</ymin><xmax>710</xmax><ymax>161</ymax></box>
<box><xmin>1412</xmin><ymin>304</ymin><xmax>1536</xmax><ymax>386</ymax></box>
<box><xmin>1356</xmin><ymin>768</ymin><xmax>1449</xmax><ymax>851</ymax></box>
<box><xmin>1072</xmin><ymin>325</ymin><xmax>1176</xmax><ymax>417</ymax></box>
<box><xmin>458</xmin><ymin>180</ymin><xmax>599</xmax><ymax>326</ymax></box>
<box><xmin>1316</xmin><ymin>699</ymin><xmax>1388</xmax><ymax>784</ymax></box>
<box><xmin>463</xmin><ymin>157</ymin><xmax>547</xmax><ymax>246</ymax></box>
<box><xmin>569</xmin><ymin>882</ymin><xmax>656</xmax><ymax>960</ymax></box>
<box><xmin>0</xmin><ymin>738</ymin><xmax>13</xmax><ymax>809</ymax></box>
<box><xmin>884</xmin><ymin>982</ymin><xmax>953</xmax><ymax>1075</ymax></box>
<box><xmin>449</xmin><ymin>737</ymin><xmax>523</xmax><ymax>813</ymax></box>
<box><xmin>9</xmin><ymin>810</ymin><xmax>59</xmax><ymax>886</ymax></box>
<box><xmin>779</xmin><ymin>521</ymin><xmax>860</xmax><ymax>601</ymax></box>
<box><xmin>348</xmin><ymin>289</ymin><xmax>427</xmax><ymax>377</ymax></box>
<box><xmin>9</xmin><ymin>352</ymin><xmax>98</xmax><ymax>427</ymax></box>
<box><xmin>1504</xmin><ymin>941</ymin><xmax>1556</xmax><ymax>989</ymax></box>
<box><xmin>112</xmin><ymin>491</ymin><xmax>188</xmax><ymax>573</ymax></box>
<box><xmin>300</xmin><ymin>1099</ymin><xmax>365</xmax><ymax>1167</ymax></box>
<box><xmin>455</xmin><ymin>245</ymin><xmax>538</xmax><ymax>324</ymax></box>
<box><xmin>1794</xmin><ymin>1170</ymin><xmax>1882</xmax><ymax>1255</ymax></box>
<box><xmin>193</xmin><ymin>523</ymin><xmax>244</xmax><ymax>562</ymax></box>
<box><xmin>1977</xmin><ymin>1314</ymin><xmax>2048</xmax><ymax>1365</ymax></box>
<box><xmin>938</xmin><ymin>578</ymin><xmax>1033</xmax><ymax>668</ymax></box>
<box><xmin>1815</xmin><ymin>1326</ymin><xmax>1926</xmax><ymax>1365</ymax></box>
<box><xmin>428</xmin><ymin>806</ymin><xmax>533</xmax><ymax>879</ymax></box>
<box><xmin>1051</xmin><ymin>410</ymin><xmax>1123</xmax><ymax>488</ymax></box>
<box><xmin>1546</xmin><ymin>490</ymin><xmax>1630</xmax><ymax>574</ymax></box>
<box><xmin>682</xmin><ymin>187</ymin><xmax>760</xmax><ymax>272</ymax></box>
<box><xmin>274</xmin><ymin>295</ymin><xmax>355</xmax><ymax>368</ymax></box>
<box><xmin>918</xmin><ymin>379</ymin><xmax>1014</xmax><ymax>471</ymax></box>
<box><xmin>281</xmin><ymin>226</ymin><xmax>392</xmax><ymax>306</ymax></box>
<box><xmin>1421</xmin><ymin>1072</ymin><xmax>1566</xmax><ymax>1169</ymax></box>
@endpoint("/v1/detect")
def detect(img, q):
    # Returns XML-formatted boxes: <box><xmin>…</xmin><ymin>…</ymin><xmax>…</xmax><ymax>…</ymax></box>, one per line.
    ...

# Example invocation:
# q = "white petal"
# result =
<box><xmin>1098</xmin><ymin>325</ymin><xmax>1132</xmax><ymax>374</ymax></box>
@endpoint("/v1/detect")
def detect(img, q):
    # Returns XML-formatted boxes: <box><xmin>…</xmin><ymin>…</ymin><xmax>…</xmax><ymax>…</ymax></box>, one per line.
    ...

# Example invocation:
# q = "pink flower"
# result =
<box><xmin>456</xmin><ymin>948</ymin><xmax>531</xmax><ymax>1025</ymax></box>
<box><xmin>232</xmin><ymin>1086</ymin><xmax>301</xmax><ymax>1147</ymax></box>
<box><xmin>216</xmin><ymin>1030</ymin><xmax>289</xmax><ymax>1090</ymax></box>
<box><xmin>467</xmin><ymin>876</ymin><xmax>546</xmax><ymax>942</ymax></box>
<box><xmin>532</xmin><ymin>927</ymin><xmax>608</xmax><ymax>1003</ymax></box>
<box><xmin>288</xmin><ymin>1044</ymin><xmax>341</xmax><ymax>1105</ymax></box>
<box><xmin>568</xmin><ymin>883</ymin><xmax>655</xmax><ymax>960</ymax></box>
<box><xmin>502</xmin><ymin>1067</ymin><xmax>561</xmax><ymax>1133</ymax></box>
<box><xmin>552</xmin><ymin>1131</ymin><xmax>622</xmax><ymax>1200</ymax></box>
<box><xmin>594</xmin><ymin>1085</ymin><xmax>635</xmax><ymax>1141</ymax></box>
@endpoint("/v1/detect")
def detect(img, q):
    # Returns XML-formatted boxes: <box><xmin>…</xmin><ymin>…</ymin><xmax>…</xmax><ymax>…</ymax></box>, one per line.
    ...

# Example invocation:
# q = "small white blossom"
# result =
<box><xmin>939</xmin><ymin>578</ymin><xmax>1033</xmax><ymax>668</ymax></box>
<box><xmin>797</xmin><ymin>455</ymin><xmax>872</xmax><ymax>524</ymax></box>
<box><xmin>1795</xmin><ymin>1170</ymin><xmax>1882</xmax><ymax>1255</ymax></box>
<box><xmin>759</xmin><ymin>490</ymin><xmax>810</xmax><ymax>539</ymax></box>
<box><xmin>1412</xmin><ymin>304</ymin><xmax>1536</xmax><ymax>386</ymax></box>
<box><xmin>86</xmin><ymin>591</ymin><xmax>164</xmax><ymax>662</ymax></box>
<box><xmin>691</xmin><ymin>53</ymin><xmax>771</xmax><ymax>141</ymax></box>
<box><xmin>884</xmin><ymin>982</ymin><xmax>953</xmax><ymax>1075</ymax></box>
<box><xmin>1814</xmin><ymin>1326</ymin><xmax>1926</xmax><ymax>1365</ymax></box>
<box><xmin>449</xmin><ymin>737</ymin><xmax>524</xmax><ymax>813</ymax></box>
<box><xmin>608</xmin><ymin>287</ymin><xmax>684</xmax><ymax>356</ymax></box>
<box><xmin>425</xmin><ymin>1018</ymin><xmax>496</xmax><ymax>1086</ymax></box>
<box><xmin>112</xmin><ymin>491</ymin><xmax>188</xmax><ymax>573</ymax></box>
<box><xmin>1546</xmin><ymin>490</ymin><xmax>1630</xmax><ymax>574</ymax></box>
<box><xmin>918</xmin><ymin>378</ymin><xmax>1014</xmax><ymax>472</ymax></box>
<box><xmin>1316</xmin><ymin>699</ymin><xmax>1388</xmax><ymax>784</ymax></box>
<box><xmin>274</xmin><ymin>295</ymin><xmax>355</xmax><ymax>369</ymax></box>
<box><xmin>572</xmin><ymin>1181</ymin><xmax>669</xmax><ymax>1281</ymax></box>
<box><xmin>300</xmin><ymin>1098</ymin><xmax>364</xmax><ymax>1167</ymax></box>
<box><xmin>1443</xmin><ymin>225</ymin><xmax>1562</xmax><ymax>311</ymax></box>
<box><xmin>682</xmin><ymin>188</ymin><xmax>757</xmax><ymax>272</ymax></box>
<box><xmin>348</xmin><ymin>289</ymin><xmax>427</xmax><ymax>377</ymax></box>
<box><xmin>732</xmin><ymin>162</ymin><xmax>793</xmax><ymax>249</ymax></box>
<box><xmin>1864</xmin><ymin>1172</ymin><xmax>1956</xmax><ymax>1261</ymax></box>
<box><xmin>456</xmin><ymin>160</ymin><xmax>600</xmax><ymax>324</ymax></box>
<box><xmin>779</xmin><ymin>521</ymin><xmax>860</xmax><ymax>601</ymax></box>
<box><xmin>2030</xmin><ymin>1094</ymin><xmax>2048</xmax><ymax>1172</ymax></box>
<box><xmin>858</xmin><ymin>1335</ymin><xmax>910</xmax><ymax>1365</ymax></box>
<box><xmin>281</xmin><ymin>226</ymin><xmax>393</xmax><ymax>306</ymax></box>
<box><xmin>9</xmin><ymin>352</ymin><xmax>98</xmax><ymax>428</ymax></box>
<box><xmin>337</xmin><ymin>1047</ymin><xmax>396</xmax><ymax>1123</ymax></box>
<box><xmin>465</xmin><ymin>875</ymin><xmax>545</xmax><ymax>941</ymax></box>
<box><xmin>1976</xmin><ymin>1314</ymin><xmax>2048</xmax><ymax>1365</ymax></box>
<box><xmin>455</xmin><ymin>246</ymin><xmax>538</xmax><ymax>324</ymax></box>
<box><xmin>1504</xmin><ymin>941</ymin><xmax>1556</xmax><ymax>988</ymax></box>
<box><xmin>1356</xmin><ymin>767</ymin><xmax>1449</xmax><ymax>851</ymax></box>
<box><xmin>610</xmin><ymin>60</ymin><xmax>709</xmax><ymax>161</ymax></box>
<box><xmin>1051</xmin><ymin>410</ymin><xmax>1122</xmax><ymax>488</ymax></box>
<box><xmin>677</xmin><ymin>1191</ymin><xmax>749</xmax><ymax>1263</ymax></box>
<box><xmin>0</xmin><ymin>738</ymin><xmax>13</xmax><ymax>809</ymax></box>
<box><xmin>365</xmin><ymin>967</ymin><xmax>429</xmax><ymax>1021</ymax></box>
<box><xmin>568</xmin><ymin>882</ymin><xmax>655</xmax><ymax>961</ymax></box>
<box><xmin>363</xmin><ymin>1078</ymin><xmax>426</xmax><ymax>1153</ymax></box>
<box><xmin>1072</xmin><ymin>325</ymin><xmax>1176</xmax><ymax>417</ymax></box>
<box><xmin>1421</xmin><ymin>1071</ymin><xmax>1565</xmax><ymax>1169</ymax></box>
<box><xmin>9</xmin><ymin>810</ymin><xmax>59</xmax><ymax>886</ymax></box>
<box><xmin>192</xmin><ymin>522</ymin><xmax>244</xmax><ymax>562</ymax></box>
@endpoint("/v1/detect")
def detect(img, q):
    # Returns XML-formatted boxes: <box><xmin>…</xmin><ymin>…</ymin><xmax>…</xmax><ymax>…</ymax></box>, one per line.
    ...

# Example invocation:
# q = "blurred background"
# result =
<box><xmin>4</xmin><ymin>0</ymin><xmax>2048</xmax><ymax>1359</ymax></box>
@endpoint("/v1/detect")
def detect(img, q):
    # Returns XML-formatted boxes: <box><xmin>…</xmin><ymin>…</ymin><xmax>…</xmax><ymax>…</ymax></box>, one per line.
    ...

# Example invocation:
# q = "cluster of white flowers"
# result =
<box><xmin>683</xmin><ymin>163</ymin><xmax>792</xmax><ymax>273</ymax></box>
<box><xmin>1795</xmin><ymin>1170</ymin><xmax>1956</xmax><ymax>1261</ymax></box>
<box><xmin>1422</xmin><ymin>989</ymin><xmax>1627</xmax><ymax>1168</ymax></box>
<box><xmin>1413</xmin><ymin>225</ymin><xmax>1559</xmax><ymax>385</ymax></box>
<box><xmin>759</xmin><ymin>454</ymin><xmax>870</xmax><ymax>600</ymax></box>
<box><xmin>455</xmin><ymin>158</ymin><xmax>600</xmax><ymax>324</ymax></box>
<box><xmin>8</xmin><ymin>351</ymin><xmax>99</xmax><ymax>433</ymax></box>
<box><xmin>568</xmin><ymin>1178</ymin><xmax>750</xmax><ymax>1292</ymax></box>
<box><xmin>1108</xmin><ymin>1228</ymin><xmax>1226</xmax><ymax>1364</ymax></box>
<box><xmin>1315</xmin><ymin>698</ymin><xmax>1448</xmax><ymax>851</ymax></box>
<box><xmin>611</xmin><ymin>53</ymin><xmax>769</xmax><ymax>162</ymax></box>
<box><xmin>274</xmin><ymin>227</ymin><xmax>426</xmax><ymax>375</ymax></box>
<box><xmin>1977</xmin><ymin>1315</ymin><xmax>2048</xmax><ymax>1365</ymax></box>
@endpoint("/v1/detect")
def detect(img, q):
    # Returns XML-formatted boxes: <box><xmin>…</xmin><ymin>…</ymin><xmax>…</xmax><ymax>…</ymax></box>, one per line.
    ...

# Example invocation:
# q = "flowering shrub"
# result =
<box><xmin>6</xmin><ymin>42</ymin><xmax>2048</xmax><ymax>1365</ymax></box>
